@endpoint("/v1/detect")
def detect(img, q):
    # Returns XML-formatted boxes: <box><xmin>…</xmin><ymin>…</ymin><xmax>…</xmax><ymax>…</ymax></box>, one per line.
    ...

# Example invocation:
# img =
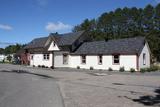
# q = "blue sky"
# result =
<box><xmin>0</xmin><ymin>0</ymin><xmax>159</xmax><ymax>48</ymax></box>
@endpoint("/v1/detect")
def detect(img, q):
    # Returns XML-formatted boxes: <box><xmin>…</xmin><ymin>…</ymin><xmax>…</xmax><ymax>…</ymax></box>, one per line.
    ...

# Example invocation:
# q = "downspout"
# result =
<box><xmin>52</xmin><ymin>51</ymin><xmax>54</xmax><ymax>68</ymax></box>
<box><xmin>136</xmin><ymin>53</ymin><xmax>139</xmax><ymax>71</ymax></box>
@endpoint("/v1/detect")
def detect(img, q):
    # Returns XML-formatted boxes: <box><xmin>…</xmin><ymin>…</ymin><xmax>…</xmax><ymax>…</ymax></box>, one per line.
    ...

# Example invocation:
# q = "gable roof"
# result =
<box><xmin>24</xmin><ymin>31</ymin><xmax>85</xmax><ymax>50</ymax></box>
<box><xmin>24</xmin><ymin>37</ymin><xmax>48</xmax><ymax>49</ymax></box>
<box><xmin>74</xmin><ymin>37</ymin><xmax>145</xmax><ymax>55</ymax></box>
<box><xmin>57</xmin><ymin>31</ymin><xmax>85</xmax><ymax>46</ymax></box>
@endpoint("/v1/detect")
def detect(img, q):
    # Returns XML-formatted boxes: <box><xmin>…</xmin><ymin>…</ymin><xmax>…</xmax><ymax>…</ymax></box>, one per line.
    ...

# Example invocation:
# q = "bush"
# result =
<box><xmin>149</xmin><ymin>65</ymin><xmax>159</xmax><ymax>71</ymax></box>
<box><xmin>7</xmin><ymin>55</ymin><xmax>12</xmax><ymax>62</ymax></box>
<box><xmin>42</xmin><ymin>65</ymin><xmax>45</xmax><ymax>68</ymax></box>
<box><xmin>140</xmin><ymin>68</ymin><xmax>146</xmax><ymax>73</ymax></box>
<box><xmin>45</xmin><ymin>66</ymin><xmax>48</xmax><ymax>68</ymax></box>
<box><xmin>77</xmin><ymin>66</ymin><xmax>80</xmax><ymax>69</ymax></box>
<box><xmin>50</xmin><ymin>66</ymin><xmax>54</xmax><ymax>69</ymax></box>
<box><xmin>130</xmin><ymin>68</ymin><xmax>135</xmax><ymax>73</ymax></box>
<box><xmin>90</xmin><ymin>66</ymin><xmax>94</xmax><ymax>70</ymax></box>
<box><xmin>33</xmin><ymin>65</ymin><xmax>35</xmax><ymax>67</ymax></box>
<box><xmin>38</xmin><ymin>65</ymin><xmax>41</xmax><ymax>68</ymax></box>
<box><xmin>108</xmin><ymin>67</ymin><xmax>113</xmax><ymax>71</ymax></box>
<box><xmin>140</xmin><ymin>66</ymin><xmax>159</xmax><ymax>72</ymax></box>
<box><xmin>119</xmin><ymin>67</ymin><xmax>125</xmax><ymax>72</ymax></box>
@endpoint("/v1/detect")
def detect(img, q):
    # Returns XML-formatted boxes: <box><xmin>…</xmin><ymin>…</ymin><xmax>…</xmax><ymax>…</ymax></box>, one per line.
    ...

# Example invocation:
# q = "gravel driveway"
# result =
<box><xmin>0</xmin><ymin>64</ymin><xmax>160</xmax><ymax>107</ymax></box>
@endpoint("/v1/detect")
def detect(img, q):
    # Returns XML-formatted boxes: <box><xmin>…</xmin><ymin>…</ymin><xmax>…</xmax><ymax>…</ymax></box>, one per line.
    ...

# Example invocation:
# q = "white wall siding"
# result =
<box><xmin>30</xmin><ymin>53</ymin><xmax>53</xmax><ymax>67</ymax></box>
<box><xmin>0</xmin><ymin>55</ymin><xmax>5</xmax><ymax>62</ymax></box>
<box><xmin>48</xmin><ymin>41</ymin><xmax>60</xmax><ymax>51</ymax></box>
<box><xmin>139</xmin><ymin>43</ymin><xmax>150</xmax><ymax>69</ymax></box>
<box><xmin>120</xmin><ymin>55</ymin><xmax>137</xmax><ymax>71</ymax></box>
<box><xmin>70</xmin><ymin>55</ymin><xmax>137</xmax><ymax>71</ymax></box>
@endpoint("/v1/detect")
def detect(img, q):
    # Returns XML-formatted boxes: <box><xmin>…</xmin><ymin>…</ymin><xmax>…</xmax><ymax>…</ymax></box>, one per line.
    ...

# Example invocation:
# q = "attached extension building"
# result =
<box><xmin>24</xmin><ymin>31</ymin><xmax>150</xmax><ymax>71</ymax></box>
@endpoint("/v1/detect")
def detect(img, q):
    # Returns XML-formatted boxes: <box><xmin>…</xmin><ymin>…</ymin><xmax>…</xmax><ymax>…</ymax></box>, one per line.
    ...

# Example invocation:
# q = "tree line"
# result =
<box><xmin>0</xmin><ymin>44</ymin><xmax>25</xmax><ymax>55</ymax></box>
<box><xmin>73</xmin><ymin>4</ymin><xmax>160</xmax><ymax>62</ymax></box>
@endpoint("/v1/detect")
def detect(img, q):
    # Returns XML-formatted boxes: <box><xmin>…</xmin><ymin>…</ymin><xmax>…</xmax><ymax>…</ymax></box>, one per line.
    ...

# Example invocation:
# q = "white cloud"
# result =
<box><xmin>0</xmin><ymin>24</ymin><xmax>13</xmax><ymax>31</ymax></box>
<box><xmin>45</xmin><ymin>22</ymin><xmax>72</xmax><ymax>32</ymax></box>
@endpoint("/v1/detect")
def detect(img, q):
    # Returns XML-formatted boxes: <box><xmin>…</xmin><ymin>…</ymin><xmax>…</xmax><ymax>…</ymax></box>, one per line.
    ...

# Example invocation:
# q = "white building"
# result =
<box><xmin>24</xmin><ymin>31</ymin><xmax>150</xmax><ymax>71</ymax></box>
<box><xmin>0</xmin><ymin>54</ymin><xmax>5</xmax><ymax>62</ymax></box>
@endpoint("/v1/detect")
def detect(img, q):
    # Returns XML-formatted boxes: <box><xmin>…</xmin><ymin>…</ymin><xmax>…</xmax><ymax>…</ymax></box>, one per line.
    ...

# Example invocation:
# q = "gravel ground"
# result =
<box><xmin>0</xmin><ymin>64</ymin><xmax>160</xmax><ymax>107</ymax></box>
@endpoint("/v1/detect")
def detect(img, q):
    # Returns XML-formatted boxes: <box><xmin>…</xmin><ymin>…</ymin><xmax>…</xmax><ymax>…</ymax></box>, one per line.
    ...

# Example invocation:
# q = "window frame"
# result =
<box><xmin>98</xmin><ymin>55</ymin><xmax>103</xmax><ymax>65</ymax></box>
<box><xmin>143</xmin><ymin>53</ymin><xmax>146</xmax><ymax>65</ymax></box>
<box><xmin>53</xmin><ymin>42</ymin><xmax>56</xmax><ymax>47</ymax></box>
<box><xmin>63</xmin><ymin>54</ymin><xmax>69</xmax><ymax>64</ymax></box>
<box><xmin>81</xmin><ymin>55</ymin><xmax>86</xmax><ymax>64</ymax></box>
<box><xmin>113</xmin><ymin>55</ymin><xmax>120</xmax><ymax>65</ymax></box>
<box><xmin>31</xmin><ymin>55</ymin><xmax>34</xmax><ymax>60</ymax></box>
<box><xmin>43</xmin><ymin>54</ymin><xmax>50</xmax><ymax>60</ymax></box>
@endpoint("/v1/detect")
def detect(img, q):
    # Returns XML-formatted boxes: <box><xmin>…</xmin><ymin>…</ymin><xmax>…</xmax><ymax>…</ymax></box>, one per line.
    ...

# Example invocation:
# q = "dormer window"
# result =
<box><xmin>53</xmin><ymin>42</ymin><xmax>56</xmax><ymax>47</ymax></box>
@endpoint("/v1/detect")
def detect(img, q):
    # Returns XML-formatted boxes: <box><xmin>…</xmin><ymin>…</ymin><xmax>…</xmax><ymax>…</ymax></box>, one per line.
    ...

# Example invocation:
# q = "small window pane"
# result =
<box><xmin>43</xmin><ymin>54</ymin><xmax>49</xmax><ymax>60</ymax></box>
<box><xmin>81</xmin><ymin>55</ymin><xmax>86</xmax><ymax>64</ymax></box>
<box><xmin>98</xmin><ymin>55</ymin><xmax>102</xmax><ymax>64</ymax></box>
<box><xmin>47</xmin><ymin>54</ymin><xmax>49</xmax><ymax>60</ymax></box>
<box><xmin>53</xmin><ymin>42</ymin><xmax>56</xmax><ymax>47</ymax></box>
<box><xmin>113</xmin><ymin>55</ymin><xmax>120</xmax><ymax>64</ymax></box>
<box><xmin>143</xmin><ymin>53</ymin><xmax>146</xmax><ymax>65</ymax></box>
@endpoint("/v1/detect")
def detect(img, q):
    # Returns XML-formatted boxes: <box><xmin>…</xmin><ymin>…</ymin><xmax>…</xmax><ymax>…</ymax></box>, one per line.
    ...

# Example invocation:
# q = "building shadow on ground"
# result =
<box><xmin>0</xmin><ymin>70</ymin><xmax>55</xmax><ymax>80</ymax></box>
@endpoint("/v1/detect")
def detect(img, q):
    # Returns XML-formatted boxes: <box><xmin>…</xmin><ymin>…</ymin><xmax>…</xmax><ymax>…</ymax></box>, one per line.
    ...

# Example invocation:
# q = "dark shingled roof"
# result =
<box><xmin>55</xmin><ymin>31</ymin><xmax>85</xmax><ymax>46</ymax></box>
<box><xmin>25</xmin><ymin>31</ymin><xmax>85</xmax><ymax>50</ymax></box>
<box><xmin>74</xmin><ymin>37</ymin><xmax>145</xmax><ymax>55</ymax></box>
<box><xmin>24</xmin><ymin>37</ymin><xmax>48</xmax><ymax>49</ymax></box>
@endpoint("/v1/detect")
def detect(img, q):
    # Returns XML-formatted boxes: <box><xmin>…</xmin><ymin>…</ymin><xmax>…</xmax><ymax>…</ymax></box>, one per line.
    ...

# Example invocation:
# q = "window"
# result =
<box><xmin>98</xmin><ymin>55</ymin><xmax>103</xmax><ymax>65</ymax></box>
<box><xmin>81</xmin><ymin>55</ymin><xmax>86</xmax><ymax>64</ymax></box>
<box><xmin>143</xmin><ymin>53</ymin><xmax>146</xmax><ymax>65</ymax></box>
<box><xmin>53</xmin><ymin>42</ymin><xmax>56</xmax><ymax>47</ymax></box>
<box><xmin>30</xmin><ymin>55</ymin><xmax>33</xmax><ymax>60</ymax></box>
<box><xmin>43</xmin><ymin>54</ymin><xmax>49</xmax><ymax>60</ymax></box>
<box><xmin>113</xmin><ymin>55</ymin><xmax>120</xmax><ymax>64</ymax></box>
<box><xmin>63</xmin><ymin>54</ymin><xmax>68</xmax><ymax>64</ymax></box>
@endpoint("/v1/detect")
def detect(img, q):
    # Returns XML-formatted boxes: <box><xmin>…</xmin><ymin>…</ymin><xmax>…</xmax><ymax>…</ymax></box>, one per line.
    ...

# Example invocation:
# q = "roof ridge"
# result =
<box><xmin>60</xmin><ymin>30</ymin><xmax>85</xmax><ymax>36</ymax></box>
<box><xmin>33</xmin><ymin>36</ymin><xmax>48</xmax><ymax>40</ymax></box>
<box><xmin>108</xmin><ymin>36</ymin><xmax>145</xmax><ymax>42</ymax></box>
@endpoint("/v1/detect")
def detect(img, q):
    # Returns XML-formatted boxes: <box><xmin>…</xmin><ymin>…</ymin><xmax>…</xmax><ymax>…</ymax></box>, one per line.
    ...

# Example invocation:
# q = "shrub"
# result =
<box><xmin>130</xmin><ymin>68</ymin><xmax>135</xmax><ymax>73</ymax></box>
<box><xmin>45</xmin><ymin>66</ymin><xmax>48</xmax><ymax>68</ymax></box>
<box><xmin>90</xmin><ymin>66</ymin><xmax>94</xmax><ymax>70</ymax></box>
<box><xmin>149</xmin><ymin>65</ymin><xmax>159</xmax><ymax>71</ymax></box>
<box><xmin>77</xmin><ymin>66</ymin><xmax>80</xmax><ymax>69</ymax></box>
<box><xmin>140</xmin><ymin>66</ymin><xmax>159</xmax><ymax>72</ymax></box>
<box><xmin>140</xmin><ymin>68</ymin><xmax>146</xmax><ymax>73</ymax></box>
<box><xmin>38</xmin><ymin>65</ymin><xmax>41</xmax><ymax>68</ymax></box>
<box><xmin>119</xmin><ymin>67</ymin><xmax>125</xmax><ymax>72</ymax></box>
<box><xmin>33</xmin><ymin>65</ymin><xmax>35</xmax><ymax>67</ymax></box>
<box><xmin>50</xmin><ymin>66</ymin><xmax>54</xmax><ymax>69</ymax></box>
<box><xmin>108</xmin><ymin>67</ymin><xmax>113</xmax><ymax>71</ymax></box>
<box><xmin>42</xmin><ymin>65</ymin><xmax>45</xmax><ymax>68</ymax></box>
